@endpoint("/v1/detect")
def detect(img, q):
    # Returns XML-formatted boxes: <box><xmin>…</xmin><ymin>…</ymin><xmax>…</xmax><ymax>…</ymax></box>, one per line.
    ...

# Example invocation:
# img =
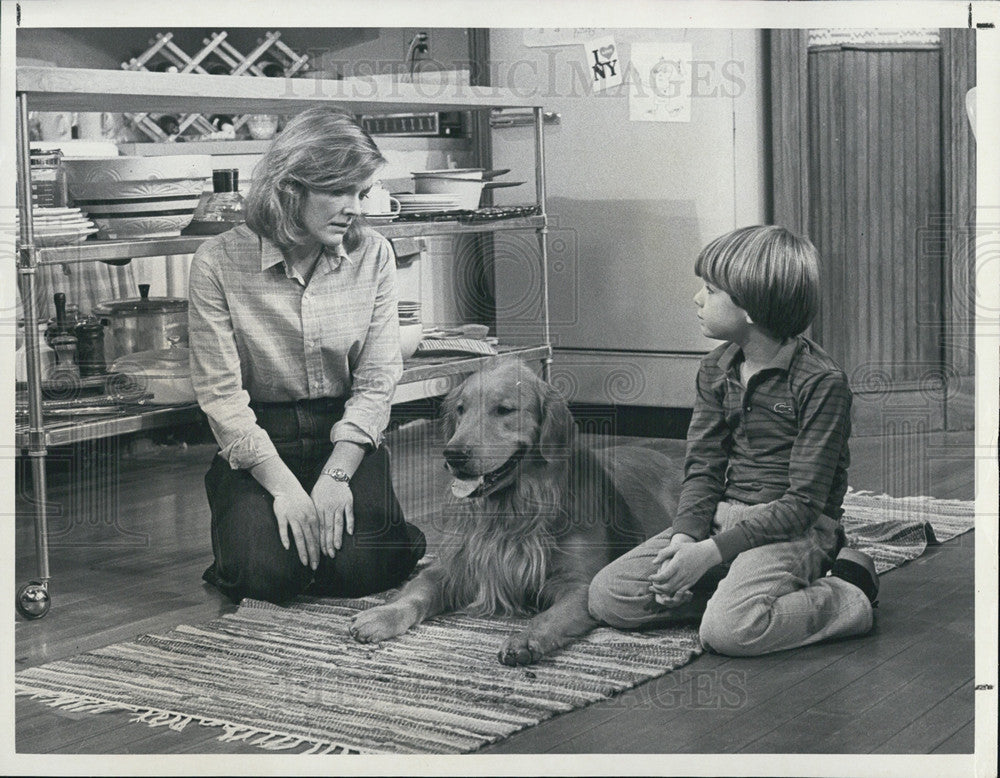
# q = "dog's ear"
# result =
<box><xmin>439</xmin><ymin>382</ymin><xmax>462</xmax><ymax>439</ymax></box>
<box><xmin>537</xmin><ymin>381</ymin><xmax>574</xmax><ymax>463</ymax></box>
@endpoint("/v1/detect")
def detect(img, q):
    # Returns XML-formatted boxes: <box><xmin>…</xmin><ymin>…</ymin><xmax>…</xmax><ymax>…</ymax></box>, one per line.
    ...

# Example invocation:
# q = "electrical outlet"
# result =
<box><xmin>407</xmin><ymin>31</ymin><xmax>430</xmax><ymax>64</ymax></box>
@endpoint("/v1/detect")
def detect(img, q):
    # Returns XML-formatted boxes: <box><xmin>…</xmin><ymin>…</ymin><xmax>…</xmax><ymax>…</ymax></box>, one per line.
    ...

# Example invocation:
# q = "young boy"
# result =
<box><xmin>588</xmin><ymin>225</ymin><xmax>879</xmax><ymax>656</ymax></box>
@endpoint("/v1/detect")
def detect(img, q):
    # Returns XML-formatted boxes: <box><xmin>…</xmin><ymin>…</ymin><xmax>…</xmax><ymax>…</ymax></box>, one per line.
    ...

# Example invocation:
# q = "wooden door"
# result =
<box><xmin>808</xmin><ymin>46</ymin><xmax>943</xmax><ymax>384</ymax></box>
<box><xmin>770</xmin><ymin>30</ymin><xmax>976</xmax><ymax>433</ymax></box>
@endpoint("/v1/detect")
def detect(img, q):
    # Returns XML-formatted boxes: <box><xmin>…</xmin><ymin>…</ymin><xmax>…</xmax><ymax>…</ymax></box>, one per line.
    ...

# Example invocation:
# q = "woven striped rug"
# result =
<box><xmin>839</xmin><ymin>490</ymin><xmax>976</xmax><ymax>572</ymax></box>
<box><xmin>16</xmin><ymin>490</ymin><xmax>974</xmax><ymax>755</ymax></box>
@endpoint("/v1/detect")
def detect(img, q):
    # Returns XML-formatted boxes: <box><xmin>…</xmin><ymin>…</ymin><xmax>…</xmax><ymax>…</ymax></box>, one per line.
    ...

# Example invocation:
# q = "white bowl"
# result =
<box><xmin>63</xmin><ymin>156</ymin><xmax>211</xmax><ymax>239</ymax></box>
<box><xmin>64</xmin><ymin>155</ymin><xmax>212</xmax><ymax>186</ymax></box>
<box><xmin>412</xmin><ymin>176</ymin><xmax>483</xmax><ymax>210</ymax></box>
<box><xmin>399</xmin><ymin>321</ymin><xmax>423</xmax><ymax>360</ymax></box>
<box><xmin>89</xmin><ymin>214</ymin><xmax>199</xmax><ymax>240</ymax></box>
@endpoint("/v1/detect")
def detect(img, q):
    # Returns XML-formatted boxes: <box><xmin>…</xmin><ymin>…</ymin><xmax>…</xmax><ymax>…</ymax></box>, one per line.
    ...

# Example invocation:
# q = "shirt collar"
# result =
<box><xmin>259</xmin><ymin>236</ymin><xmax>286</xmax><ymax>271</ymax></box>
<box><xmin>258</xmin><ymin>235</ymin><xmax>351</xmax><ymax>275</ymax></box>
<box><xmin>719</xmin><ymin>336</ymin><xmax>801</xmax><ymax>376</ymax></box>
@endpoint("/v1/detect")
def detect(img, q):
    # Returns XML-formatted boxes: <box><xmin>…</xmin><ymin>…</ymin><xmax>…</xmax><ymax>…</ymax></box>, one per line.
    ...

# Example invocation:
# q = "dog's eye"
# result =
<box><xmin>455</xmin><ymin>403</ymin><xmax>465</xmax><ymax>415</ymax></box>
<box><xmin>495</xmin><ymin>405</ymin><xmax>516</xmax><ymax>416</ymax></box>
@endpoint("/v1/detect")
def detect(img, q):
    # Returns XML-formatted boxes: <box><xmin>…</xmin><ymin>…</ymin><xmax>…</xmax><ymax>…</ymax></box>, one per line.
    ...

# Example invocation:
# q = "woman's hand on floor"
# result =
<box><xmin>311</xmin><ymin>478</ymin><xmax>355</xmax><ymax>558</ymax></box>
<box><xmin>273</xmin><ymin>488</ymin><xmax>322</xmax><ymax>570</ymax></box>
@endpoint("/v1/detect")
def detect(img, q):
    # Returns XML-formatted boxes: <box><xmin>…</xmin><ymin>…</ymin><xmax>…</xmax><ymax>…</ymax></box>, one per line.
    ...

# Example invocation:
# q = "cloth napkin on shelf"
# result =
<box><xmin>413</xmin><ymin>338</ymin><xmax>497</xmax><ymax>358</ymax></box>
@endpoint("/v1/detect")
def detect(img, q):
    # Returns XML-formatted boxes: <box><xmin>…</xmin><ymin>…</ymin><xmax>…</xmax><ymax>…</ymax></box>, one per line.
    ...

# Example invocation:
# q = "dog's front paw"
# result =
<box><xmin>498</xmin><ymin>631</ymin><xmax>546</xmax><ymax>666</ymax></box>
<box><xmin>349</xmin><ymin>605</ymin><xmax>411</xmax><ymax>643</ymax></box>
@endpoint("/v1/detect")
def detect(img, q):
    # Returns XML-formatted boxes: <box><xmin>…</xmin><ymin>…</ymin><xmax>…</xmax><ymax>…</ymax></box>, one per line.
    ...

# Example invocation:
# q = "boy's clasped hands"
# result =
<box><xmin>648</xmin><ymin>532</ymin><xmax>723</xmax><ymax>607</ymax></box>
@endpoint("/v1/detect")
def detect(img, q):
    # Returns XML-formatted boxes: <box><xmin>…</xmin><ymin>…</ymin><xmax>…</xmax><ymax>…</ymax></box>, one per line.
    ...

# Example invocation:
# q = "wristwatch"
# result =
<box><xmin>321</xmin><ymin>467</ymin><xmax>351</xmax><ymax>484</ymax></box>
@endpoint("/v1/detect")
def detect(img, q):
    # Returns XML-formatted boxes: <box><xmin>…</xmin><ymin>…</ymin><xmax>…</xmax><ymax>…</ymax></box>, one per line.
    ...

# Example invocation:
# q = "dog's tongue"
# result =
<box><xmin>450</xmin><ymin>476</ymin><xmax>484</xmax><ymax>499</ymax></box>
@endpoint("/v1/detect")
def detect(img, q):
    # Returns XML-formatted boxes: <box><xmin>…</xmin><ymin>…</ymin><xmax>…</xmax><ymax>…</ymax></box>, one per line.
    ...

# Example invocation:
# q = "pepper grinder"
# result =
<box><xmin>74</xmin><ymin>315</ymin><xmax>107</xmax><ymax>377</ymax></box>
<box><xmin>47</xmin><ymin>292</ymin><xmax>80</xmax><ymax>382</ymax></box>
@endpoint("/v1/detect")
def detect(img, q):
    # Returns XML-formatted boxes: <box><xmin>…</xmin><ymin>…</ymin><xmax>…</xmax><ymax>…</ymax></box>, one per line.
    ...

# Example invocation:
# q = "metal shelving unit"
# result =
<box><xmin>15</xmin><ymin>404</ymin><xmax>204</xmax><ymax>449</ymax></box>
<box><xmin>14</xmin><ymin>66</ymin><xmax>553</xmax><ymax>619</ymax></box>
<box><xmin>30</xmin><ymin>216</ymin><xmax>547</xmax><ymax>266</ymax></box>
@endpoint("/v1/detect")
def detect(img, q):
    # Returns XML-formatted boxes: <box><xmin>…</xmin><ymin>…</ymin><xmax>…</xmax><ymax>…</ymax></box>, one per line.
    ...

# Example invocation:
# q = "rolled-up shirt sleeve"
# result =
<box><xmin>188</xmin><ymin>246</ymin><xmax>278</xmax><ymax>469</ymax></box>
<box><xmin>331</xmin><ymin>238</ymin><xmax>403</xmax><ymax>449</ymax></box>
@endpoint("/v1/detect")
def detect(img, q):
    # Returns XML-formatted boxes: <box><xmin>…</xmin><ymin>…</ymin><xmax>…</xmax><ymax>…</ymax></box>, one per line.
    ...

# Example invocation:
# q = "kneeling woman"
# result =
<box><xmin>188</xmin><ymin>107</ymin><xmax>425</xmax><ymax>604</ymax></box>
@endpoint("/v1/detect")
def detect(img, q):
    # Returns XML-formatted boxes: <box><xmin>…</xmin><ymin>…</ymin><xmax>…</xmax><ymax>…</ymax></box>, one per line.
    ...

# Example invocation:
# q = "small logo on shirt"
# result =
<box><xmin>772</xmin><ymin>402</ymin><xmax>794</xmax><ymax>416</ymax></box>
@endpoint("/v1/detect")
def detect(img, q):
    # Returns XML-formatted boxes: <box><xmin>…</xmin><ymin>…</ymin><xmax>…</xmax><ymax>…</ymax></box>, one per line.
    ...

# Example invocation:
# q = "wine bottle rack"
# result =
<box><xmin>121</xmin><ymin>31</ymin><xmax>310</xmax><ymax>142</ymax></box>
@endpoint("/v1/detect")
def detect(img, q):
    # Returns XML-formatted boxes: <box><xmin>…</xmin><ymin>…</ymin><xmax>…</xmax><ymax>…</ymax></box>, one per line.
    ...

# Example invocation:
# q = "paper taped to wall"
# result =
<box><xmin>629</xmin><ymin>42</ymin><xmax>693</xmax><ymax>123</ymax></box>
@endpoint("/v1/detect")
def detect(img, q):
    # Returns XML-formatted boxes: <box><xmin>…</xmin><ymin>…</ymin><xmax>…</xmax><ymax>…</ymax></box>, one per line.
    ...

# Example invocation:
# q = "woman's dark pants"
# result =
<box><xmin>202</xmin><ymin>397</ymin><xmax>425</xmax><ymax>604</ymax></box>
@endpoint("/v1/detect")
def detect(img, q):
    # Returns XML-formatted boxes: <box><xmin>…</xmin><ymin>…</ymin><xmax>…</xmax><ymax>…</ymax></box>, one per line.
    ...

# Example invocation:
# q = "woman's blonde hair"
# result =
<box><xmin>695</xmin><ymin>225</ymin><xmax>820</xmax><ymax>339</ymax></box>
<box><xmin>245</xmin><ymin>107</ymin><xmax>385</xmax><ymax>252</ymax></box>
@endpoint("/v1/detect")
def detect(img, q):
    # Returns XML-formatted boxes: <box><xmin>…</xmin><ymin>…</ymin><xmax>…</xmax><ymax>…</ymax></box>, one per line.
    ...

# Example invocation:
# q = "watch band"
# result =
<box><xmin>321</xmin><ymin>467</ymin><xmax>351</xmax><ymax>483</ymax></box>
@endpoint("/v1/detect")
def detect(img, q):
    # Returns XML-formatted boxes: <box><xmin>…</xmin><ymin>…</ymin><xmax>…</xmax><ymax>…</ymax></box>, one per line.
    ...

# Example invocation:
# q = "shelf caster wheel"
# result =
<box><xmin>16</xmin><ymin>580</ymin><xmax>51</xmax><ymax>620</ymax></box>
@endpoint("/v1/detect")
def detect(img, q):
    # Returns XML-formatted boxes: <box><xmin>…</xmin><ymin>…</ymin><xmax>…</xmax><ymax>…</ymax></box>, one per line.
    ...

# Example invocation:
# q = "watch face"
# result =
<box><xmin>325</xmin><ymin>468</ymin><xmax>350</xmax><ymax>482</ymax></box>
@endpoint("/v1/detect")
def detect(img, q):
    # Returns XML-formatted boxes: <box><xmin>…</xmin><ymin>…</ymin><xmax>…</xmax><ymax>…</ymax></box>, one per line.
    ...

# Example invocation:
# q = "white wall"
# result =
<box><xmin>488</xmin><ymin>28</ymin><xmax>768</xmax><ymax>405</ymax></box>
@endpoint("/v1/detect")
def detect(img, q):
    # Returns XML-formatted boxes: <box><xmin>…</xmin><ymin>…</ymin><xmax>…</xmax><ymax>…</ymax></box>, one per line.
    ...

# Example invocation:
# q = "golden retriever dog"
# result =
<box><xmin>350</xmin><ymin>358</ymin><xmax>682</xmax><ymax>665</ymax></box>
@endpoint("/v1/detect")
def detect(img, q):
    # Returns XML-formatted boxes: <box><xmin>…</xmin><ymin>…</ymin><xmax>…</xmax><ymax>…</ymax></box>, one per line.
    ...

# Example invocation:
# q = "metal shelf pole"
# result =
<box><xmin>534</xmin><ymin>106</ymin><xmax>552</xmax><ymax>382</ymax></box>
<box><xmin>16</xmin><ymin>90</ymin><xmax>52</xmax><ymax>617</ymax></box>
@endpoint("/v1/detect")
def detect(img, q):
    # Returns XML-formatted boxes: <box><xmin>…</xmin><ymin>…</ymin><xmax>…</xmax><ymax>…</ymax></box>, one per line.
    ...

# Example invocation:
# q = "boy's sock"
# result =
<box><xmin>829</xmin><ymin>547</ymin><xmax>879</xmax><ymax>605</ymax></box>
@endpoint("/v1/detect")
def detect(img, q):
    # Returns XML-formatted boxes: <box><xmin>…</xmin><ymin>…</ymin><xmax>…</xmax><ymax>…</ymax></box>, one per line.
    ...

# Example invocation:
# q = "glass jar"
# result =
<box><xmin>28</xmin><ymin>148</ymin><xmax>68</xmax><ymax>208</ymax></box>
<box><xmin>184</xmin><ymin>169</ymin><xmax>246</xmax><ymax>235</ymax></box>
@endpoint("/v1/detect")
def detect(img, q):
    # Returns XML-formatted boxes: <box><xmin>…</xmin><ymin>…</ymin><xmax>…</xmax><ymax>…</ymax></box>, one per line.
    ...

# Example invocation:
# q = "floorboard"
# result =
<box><xmin>742</xmin><ymin>637</ymin><xmax>973</xmax><ymax>753</ymax></box>
<box><xmin>930</xmin><ymin>720</ymin><xmax>976</xmax><ymax>754</ymax></box>
<box><xmin>14</xmin><ymin>426</ymin><xmax>978</xmax><ymax>756</ymax></box>
<box><xmin>872</xmin><ymin>681</ymin><xmax>975</xmax><ymax>754</ymax></box>
<box><xmin>16</xmin><ymin>699</ymin><xmax>128</xmax><ymax>754</ymax></box>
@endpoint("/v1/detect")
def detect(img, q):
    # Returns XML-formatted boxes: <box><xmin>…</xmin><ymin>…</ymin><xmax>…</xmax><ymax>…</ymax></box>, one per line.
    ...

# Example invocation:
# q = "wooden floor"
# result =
<box><xmin>13</xmin><ymin>421</ymin><xmax>977</xmax><ymax>755</ymax></box>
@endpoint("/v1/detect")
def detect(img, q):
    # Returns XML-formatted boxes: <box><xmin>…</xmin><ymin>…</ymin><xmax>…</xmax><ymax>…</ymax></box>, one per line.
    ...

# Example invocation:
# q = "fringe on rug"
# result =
<box><xmin>846</xmin><ymin>487</ymin><xmax>978</xmax><ymax>507</ymax></box>
<box><xmin>16</xmin><ymin>688</ymin><xmax>132</xmax><ymax>717</ymax></box>
<box><xmin>15</xmin><ymin>686</ymin><xmax>354</xmax><ymax>754</ymax></box>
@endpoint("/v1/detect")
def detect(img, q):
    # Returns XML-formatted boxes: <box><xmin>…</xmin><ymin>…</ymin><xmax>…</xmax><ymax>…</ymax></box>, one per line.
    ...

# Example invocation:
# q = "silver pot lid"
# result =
<box><xmin>95</xmin><ymin>283</ymin><xmax>187</xmax><ymax>316</ymax></box>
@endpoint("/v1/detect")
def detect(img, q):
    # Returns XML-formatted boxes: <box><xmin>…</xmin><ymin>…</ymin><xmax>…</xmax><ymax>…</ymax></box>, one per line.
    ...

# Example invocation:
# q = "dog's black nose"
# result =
<box><xmin>443</xmin><ymin>446</ymin><xmax>471</xmax><ymax>469</ymax></box>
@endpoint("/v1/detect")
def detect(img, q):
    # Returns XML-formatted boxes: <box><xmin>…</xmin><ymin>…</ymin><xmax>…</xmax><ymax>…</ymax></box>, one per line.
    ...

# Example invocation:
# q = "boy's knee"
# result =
<box><xmin>699</xmin><ymin>606</ymin><xmax>767</xmax><ymax>657</ymax></box>
<box><xmin>587</xmin><ymin>566</ymin><xmax>636</xmax><ymax>628</ymax></box>
<box><xmin>336</xmin><ymin>542</ymin><xmax>410</xmax><ymax>596</ymax></box>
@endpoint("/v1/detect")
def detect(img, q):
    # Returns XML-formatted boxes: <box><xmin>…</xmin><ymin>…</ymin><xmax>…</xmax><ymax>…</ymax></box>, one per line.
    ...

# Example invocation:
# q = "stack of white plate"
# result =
<box><xmin>15</xmin><ymin>207</ymin><xmax>98</xmax><ymax>247</ymax></box>
<box><xmin>398</xmin><ymin>300</ymin><xmax>421</xmax><ymax>324</ymax></box>
<box><xmin>393</xmin><ymin>193</ymin><xmax>464</xmax><ymax>214</ymax></box>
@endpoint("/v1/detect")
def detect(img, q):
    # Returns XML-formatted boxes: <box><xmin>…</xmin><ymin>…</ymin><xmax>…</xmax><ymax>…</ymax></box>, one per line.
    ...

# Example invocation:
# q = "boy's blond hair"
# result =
<box><xmin>694</xmin><ymin>225</ymin><xmax>820</xmax><ymax>339</ymax></box>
